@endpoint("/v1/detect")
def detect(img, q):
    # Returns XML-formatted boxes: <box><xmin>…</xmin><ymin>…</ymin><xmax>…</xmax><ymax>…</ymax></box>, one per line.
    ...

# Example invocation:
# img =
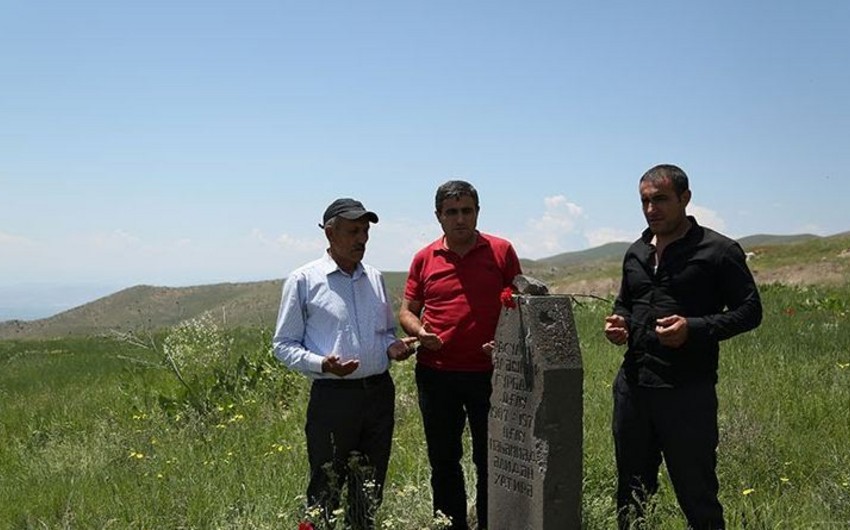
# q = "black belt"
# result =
<box><xmin>312</xmin><ymin>370</ymin><xmax>390</xmax><ymax>389</ymax></box>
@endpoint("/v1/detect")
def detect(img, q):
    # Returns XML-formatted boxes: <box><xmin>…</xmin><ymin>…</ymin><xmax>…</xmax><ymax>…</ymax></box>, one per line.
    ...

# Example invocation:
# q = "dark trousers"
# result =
<box><xmin>612</xmin><ymin>369</ymin><xmax>724</xmax><ymax>530</ymax></box>
<box><xmin>305</xmin><ymin>372</ymin><xmax>395</xmax><ymax>530</ymax></box>
<box><xmin>415</xmin><ymin>364</ymin><xmax>492</xmax><ymax>530</ymax></box>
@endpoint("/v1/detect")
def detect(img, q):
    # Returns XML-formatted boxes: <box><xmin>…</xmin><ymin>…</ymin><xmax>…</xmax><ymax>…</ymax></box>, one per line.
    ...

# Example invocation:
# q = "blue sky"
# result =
<box><xmin>2</xmin><ymin>0</ymin><xmax>849</xmax><ymax>318</ymax></box>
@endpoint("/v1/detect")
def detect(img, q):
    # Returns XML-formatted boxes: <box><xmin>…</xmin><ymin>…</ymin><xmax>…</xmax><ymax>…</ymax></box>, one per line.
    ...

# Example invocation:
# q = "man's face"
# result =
<box><xmin>436</xmin><ymin>195</ymin><xmax>479</xmax><ymax>246</ymax></box>
<box><xmin>327</xmin><ymin>217</ymin><xmax>370</xmax><ymax>271</ymax></box>
<box><xmin>640</xmin><ymin>177</ymin><xmax>690</xmax><ymax>237</ymax></box>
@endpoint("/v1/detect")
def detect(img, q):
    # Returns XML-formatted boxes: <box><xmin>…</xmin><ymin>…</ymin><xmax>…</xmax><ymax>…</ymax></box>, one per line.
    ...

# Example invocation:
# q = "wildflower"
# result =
<box><xmin>298</xmin><ymin>522</ymin><xmax>315</xmax><ymax>530</ymax></box>
<box><xmin>783</xmin><ymin>307</ymin><xmax>796</xmax><ymax>317</ymax></box>
<box><xmin>162</xmin><ymin>312</ymin><xmax>232</xmax><ymax>374</ymax></box>
<box><xmin>780</xmin><ymin>477</ymin><xmax>790</xmax><ymax>484</ymax></box>
<box><xmin>433</xmin><ymin>510</ymin><xmax>453</xmax><ymax>528</ymax></box>
<box><xmin>742</xmin><ymin>488</ymin><xmax>755</xmax><ymax>496</ymax></box>
<box><xmin>500</xmin><ymin>287</ymin><xmax>517</xmax><ymax>309</ymax></box>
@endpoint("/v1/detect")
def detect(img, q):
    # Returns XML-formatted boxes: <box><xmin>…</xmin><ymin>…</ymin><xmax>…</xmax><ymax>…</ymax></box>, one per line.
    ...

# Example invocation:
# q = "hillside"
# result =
<box><xmin>2</xmin><ymin>232</ymin><xmax>848</xmax><ymax>340</ymax></box>
<box><xmin>736</xmin><ymin>233</ymin><xmax>819</xmax><ymax>248</ymax></box>
<box><xmin>0</xmin><ymin>281</ymin><xmax>283</xmax><ymax>340</ymax></box>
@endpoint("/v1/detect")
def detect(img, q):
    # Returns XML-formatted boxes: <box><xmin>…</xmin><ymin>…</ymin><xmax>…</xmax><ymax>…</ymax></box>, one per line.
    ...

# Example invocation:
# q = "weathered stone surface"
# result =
<box><xmin>512</xmin><ymin>274</ymin><xmax>550</xmax><ymax>296</ymax></box>
<box><xmin>488</xmin><ymin>294</ymin><xmax>582</xmax><ymax>529</ymax></box>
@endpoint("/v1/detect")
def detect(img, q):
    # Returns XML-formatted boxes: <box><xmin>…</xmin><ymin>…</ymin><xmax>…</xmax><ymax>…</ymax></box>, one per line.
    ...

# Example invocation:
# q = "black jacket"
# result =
<box><xmin>614</xmin><ymin>217</ymin><xmax>762</xmax><ymax>387</ymax></box>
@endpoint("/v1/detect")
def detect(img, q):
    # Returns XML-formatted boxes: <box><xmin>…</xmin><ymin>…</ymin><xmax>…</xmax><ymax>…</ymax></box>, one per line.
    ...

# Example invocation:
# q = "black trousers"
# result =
<box><xmin>612</xmin><ymin>369</ymin><xmax>724</xmax><ymax>530</ymax></box>
<box><xmin>415</xmin><ymin>364</ymin><xmax>492</xmax><ymax>530</ymax></box>
<box><xmin>305</xmin><ymin>372</ymin><xmax>395</xmax><ymax>530</ymax></box>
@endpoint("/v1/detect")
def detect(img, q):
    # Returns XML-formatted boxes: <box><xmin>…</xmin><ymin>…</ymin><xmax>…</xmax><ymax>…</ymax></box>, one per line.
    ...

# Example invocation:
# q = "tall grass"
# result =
<box><xmin>1</xmin><ymin>285</ymin><xmax>848</xmax><ymax>529</ymax></box>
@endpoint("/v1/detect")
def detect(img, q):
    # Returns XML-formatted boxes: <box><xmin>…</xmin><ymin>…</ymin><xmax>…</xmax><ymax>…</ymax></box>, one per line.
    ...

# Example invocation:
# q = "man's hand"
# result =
<box><xmin>387</xmin><ymin>336</ymin><xmax>419</xmax><ymax>361</ymax></box>
<box><xmin>655</xmin><ymin>315</ymin><xmax>689</xmax><ymax>348</ymax></box>
<box><xmin>321</xmin><ymin>354</ymin><xmax>360</xmax><ymax>377</ymax></box>
<box><xmin>482</xmin><ymin>340</ymin><xmax>495</xmax><ymax>357</ymax></box>
<box><xmin>417</xmin><ymin>321</ymin><xmax>443</xmax><ymax>351</ymax></box>
<box><xmin>604</xmin><ymin>314</ymin><xmax>629</xmax><ymax>345</ymax></box>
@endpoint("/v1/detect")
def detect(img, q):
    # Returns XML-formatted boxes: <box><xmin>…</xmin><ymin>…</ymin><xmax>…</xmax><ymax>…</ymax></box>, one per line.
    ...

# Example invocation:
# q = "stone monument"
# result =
<box><xmin>488</xmin><ymin>279</ymin><xmax>583</xmax><ymax>529</ymax></box>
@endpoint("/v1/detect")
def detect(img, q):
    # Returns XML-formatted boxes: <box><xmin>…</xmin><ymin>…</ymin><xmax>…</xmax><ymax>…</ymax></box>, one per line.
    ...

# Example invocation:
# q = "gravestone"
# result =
<box><xmin>488</xmin><ymin>292</ymin><xmax>583</xmax><ymax>529</ymax></box>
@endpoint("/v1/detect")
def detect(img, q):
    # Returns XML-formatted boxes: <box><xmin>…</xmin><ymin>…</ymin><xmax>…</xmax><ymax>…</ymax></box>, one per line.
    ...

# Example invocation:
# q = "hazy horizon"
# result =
<box><xmin>5</xmin><ymin>228</ymin><xmax>849</xmax><ymax>322</ymax></box>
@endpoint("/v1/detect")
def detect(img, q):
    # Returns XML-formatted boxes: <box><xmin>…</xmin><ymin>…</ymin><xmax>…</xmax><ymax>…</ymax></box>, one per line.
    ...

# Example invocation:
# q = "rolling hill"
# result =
<box><xmin>2</xmin><ymin>232</ymin><xmax>848</xmax><ymax>340</ymax></box>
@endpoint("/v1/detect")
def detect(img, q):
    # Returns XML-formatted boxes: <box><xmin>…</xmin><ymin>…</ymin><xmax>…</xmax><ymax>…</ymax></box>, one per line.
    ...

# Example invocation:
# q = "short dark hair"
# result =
<box><xmin>435</xmin><ymin>180</ymin><xmax>480</xmax><ymax>212</ymax></box>
<box><xmin>640</xmin><ymin>164</ymin><xmax>689</xmax><ymax>197</ymax></box>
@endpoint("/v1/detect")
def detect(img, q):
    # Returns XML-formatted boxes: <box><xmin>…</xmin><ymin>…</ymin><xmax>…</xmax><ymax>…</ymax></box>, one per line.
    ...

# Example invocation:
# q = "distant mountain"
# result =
<box><xmin>3</xmin><ymin>232</ymin><xmax>848</xmax><ymax>340</ymax></box>
<box><xmin>737</xmin><ymin>233</ymin><xmax>820</xmax><ymax>249</ymax></box>
<box><xmin>0</xmin><ymin>281</ymin><xmax>283</xmax><ymax>340</ymax></box>
<box><xmin>526</xmin><ymin>242</ymin><xmax>631</xmax><ymax>268</ymax></box>
<box><xmin>521</xmin><ymin>232</ymin><xmax>822</xmax><ymax>272</ymax></box>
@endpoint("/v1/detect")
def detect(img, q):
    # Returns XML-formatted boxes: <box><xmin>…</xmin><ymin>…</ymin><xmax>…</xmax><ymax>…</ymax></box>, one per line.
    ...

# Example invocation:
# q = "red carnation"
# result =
<box><xmin>500</xmin><ymin>287</ymin><xmax>517</xmax><ymax>309</ymax></box>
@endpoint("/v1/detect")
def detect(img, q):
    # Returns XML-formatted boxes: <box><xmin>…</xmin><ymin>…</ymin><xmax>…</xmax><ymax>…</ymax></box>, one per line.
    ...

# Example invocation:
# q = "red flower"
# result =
<box><xmin>500</xmin><ymin>287</ymin><xmax>517</xmax><ymax>309</ymax></box>
<box><xmin>298</xmin><ymin>522</ymin><xmax>315</xmax><ymax>530</ymax></box>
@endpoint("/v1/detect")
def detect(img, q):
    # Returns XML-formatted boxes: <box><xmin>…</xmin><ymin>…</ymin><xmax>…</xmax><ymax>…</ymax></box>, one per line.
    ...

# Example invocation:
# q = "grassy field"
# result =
<box><xmin>1</xmin><ymin>284</ymin><xmax>848</xmax><ymax>529</ymax></box>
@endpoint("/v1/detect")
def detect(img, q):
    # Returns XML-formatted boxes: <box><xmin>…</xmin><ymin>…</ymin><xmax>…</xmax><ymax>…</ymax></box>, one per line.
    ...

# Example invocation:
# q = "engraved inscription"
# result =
<box><xmin>491</xmin><ymin>336</ymin><xmax>535</xmax><ymax>498</ymax></box>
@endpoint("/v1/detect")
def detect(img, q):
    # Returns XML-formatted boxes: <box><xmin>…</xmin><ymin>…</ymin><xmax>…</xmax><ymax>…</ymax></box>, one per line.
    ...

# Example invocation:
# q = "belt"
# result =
<box><xmin>312</xmin><ymin>370</ymin><xmax>391</xmax><ymax>389</ymax></box>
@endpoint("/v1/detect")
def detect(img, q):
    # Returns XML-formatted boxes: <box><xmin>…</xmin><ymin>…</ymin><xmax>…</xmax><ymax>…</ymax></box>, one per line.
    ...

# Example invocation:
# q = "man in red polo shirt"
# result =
<box><xmin>400</xmin><ymin>180</ymin><xmax>522</xmax><ymax>530</ymax></box>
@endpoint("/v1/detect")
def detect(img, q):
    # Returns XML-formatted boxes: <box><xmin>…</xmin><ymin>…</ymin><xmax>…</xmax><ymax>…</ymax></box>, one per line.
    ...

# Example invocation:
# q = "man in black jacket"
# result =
<box><xmin>604</xmin><ymin>164</ymin><xmax>762</xmax><ymax>529</ymax></box>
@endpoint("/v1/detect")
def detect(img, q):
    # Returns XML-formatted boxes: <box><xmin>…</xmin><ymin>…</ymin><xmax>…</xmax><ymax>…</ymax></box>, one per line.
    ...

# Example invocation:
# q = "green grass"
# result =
<box><xmin>1</xmin><ymin>285</ymin><xmax>849</xmax><ymax>528</ymax></box>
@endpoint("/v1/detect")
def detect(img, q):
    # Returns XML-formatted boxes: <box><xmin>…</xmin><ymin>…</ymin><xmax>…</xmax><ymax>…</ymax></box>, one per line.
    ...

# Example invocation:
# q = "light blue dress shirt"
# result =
<box><xmin>273</xmin><ymin>252</ymin><xmax>397</xmax><ymax>379</ymax></box>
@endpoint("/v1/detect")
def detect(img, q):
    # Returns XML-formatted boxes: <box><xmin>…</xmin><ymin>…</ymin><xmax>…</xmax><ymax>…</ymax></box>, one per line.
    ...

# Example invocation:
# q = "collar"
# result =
<box><xmin>640</xmin><ymin>216</ymin><xmax>700</xmax><ymax>247</ymax></box>
<box><xmin>319</xmin><ymin>251</ymin><xmax>364</xmax><ymax>279</ymax></box>
<box><xmin>434</xmin><ymin>231</ymin><xmax>487</xmax><ymax>255</ymax></box>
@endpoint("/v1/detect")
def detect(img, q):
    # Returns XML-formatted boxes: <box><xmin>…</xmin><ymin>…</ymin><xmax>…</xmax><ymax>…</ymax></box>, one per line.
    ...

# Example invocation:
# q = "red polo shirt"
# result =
<box><xmin>405</xmin><ymin>232</ymin><xmax>522</xmax><ymax>372</ymax></box>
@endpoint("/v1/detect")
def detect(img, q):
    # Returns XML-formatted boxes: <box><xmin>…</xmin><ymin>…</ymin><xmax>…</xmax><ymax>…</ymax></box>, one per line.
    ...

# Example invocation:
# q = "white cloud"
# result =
<box><xmin>250</xmin><ymin>229</ymin><xmax>325</xmax><ymax>254</ymax></box>
<box><xmin>585</xmin><ymin>227</ymin><xmax>635</xmax><ymax>247</ymax></box>
<box><xmin>275</xmin><ymin>233</ymin><xmax>325</xmax><ymax>253</ymax></box>
<box><xmin>0</xmin><ymin>231</ymin><xmax>36</xmax><ymax>247</ymax></box>
<box><xmin>530</xmin><ymin>196</ymin><xmax>584</xmax><ymax>232</ymax></box>
<box><xmin>511</xmin><ymin>195</ymin><xmax>586</xmax><ymax>258</ymax></box>
<box><xmin>368</xmin><ymin>219</ymin><xmax>441</xmax><ymax>271</ymax></box>
<box><xmin>797</xmin><ymin>223</ymin><xmax>823</xmax><ymax>235</ymax></box>
<box><xmin>82</xmin><ymin>229</ymin><xmax>142</xmax><ymax>251</ymax></box>
<box><xmin>687</xmin><ymin>203</ymin><xmax>727</xmax><ymax>232</ymax></box>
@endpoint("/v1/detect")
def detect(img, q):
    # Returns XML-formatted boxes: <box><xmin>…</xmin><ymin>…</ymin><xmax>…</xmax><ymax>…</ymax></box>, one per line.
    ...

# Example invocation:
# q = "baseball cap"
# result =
<box><xmin>320</xmin><ymin>198</ymin><xmax>379</xmax><ymax>227</ymax></box>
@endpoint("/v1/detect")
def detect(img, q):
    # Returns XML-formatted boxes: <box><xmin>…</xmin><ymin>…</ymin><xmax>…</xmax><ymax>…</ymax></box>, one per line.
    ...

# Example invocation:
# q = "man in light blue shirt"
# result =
<box><xmin>273</xmin><ymin>198</ymin><xmax>415</xmax><ymax>529</ymax></box>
